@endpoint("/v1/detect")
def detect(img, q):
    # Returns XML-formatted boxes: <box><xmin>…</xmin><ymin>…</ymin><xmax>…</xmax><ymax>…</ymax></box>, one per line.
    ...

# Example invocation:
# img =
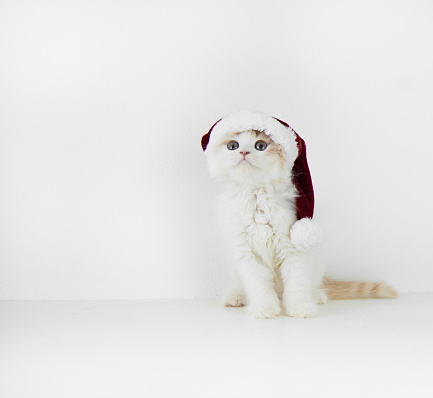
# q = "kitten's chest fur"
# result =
<box><xmin>219</xmin><ymin>185</ymin><xmax>298</xmax><ymax>268</ymax></box>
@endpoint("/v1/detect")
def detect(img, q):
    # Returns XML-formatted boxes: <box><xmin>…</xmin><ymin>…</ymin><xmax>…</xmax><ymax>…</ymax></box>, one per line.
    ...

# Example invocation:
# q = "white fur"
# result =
<box><xmin>217</xmin><ymin>183</ymin><xmax>325</xmax><ymax>319</ymax></box>
<box><xmin>205</xmin><ymin>120</ymin><xmax>326</xmax><ymax>319</ymax></box>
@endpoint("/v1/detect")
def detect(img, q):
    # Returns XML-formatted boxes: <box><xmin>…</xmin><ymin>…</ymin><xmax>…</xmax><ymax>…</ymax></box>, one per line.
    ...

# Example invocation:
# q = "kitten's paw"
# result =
<box><xmin>222</xmin><ymin>290</ymin><xmax>247</xmax><ymax>307</ymax></box>
<box><xmin>314</xmin><ymin>289</ymin><xmax>328</xmax><ymax>305</ymax></box>
<box><xmin>247</xmin><ymin>297</ymin><xmax>281</xmax><ymax>319</ymax></box>
<box><xmin>285</xmin><ymin>302</ymin><xmax>318</xmax><ymax>318</ymax></box>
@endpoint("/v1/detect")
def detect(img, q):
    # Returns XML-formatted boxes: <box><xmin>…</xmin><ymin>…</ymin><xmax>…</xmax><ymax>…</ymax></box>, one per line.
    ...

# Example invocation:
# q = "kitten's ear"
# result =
<box><xmin>201</xmin><ymin>119</ymin><xmax>222</xmax><ymax>151</ymax></box>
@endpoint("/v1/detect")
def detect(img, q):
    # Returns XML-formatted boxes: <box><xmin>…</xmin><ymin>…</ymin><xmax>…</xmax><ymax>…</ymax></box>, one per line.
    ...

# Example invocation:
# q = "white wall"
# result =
<box><xmin>1</xmin><ymin>0</ymin><xmax>432</xmax><ymax>299</ymax></box>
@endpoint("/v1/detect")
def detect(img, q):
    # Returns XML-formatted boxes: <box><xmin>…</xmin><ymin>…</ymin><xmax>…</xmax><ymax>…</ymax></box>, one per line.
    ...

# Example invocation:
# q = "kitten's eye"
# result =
<box><xmin>227</xmin><ymin>141</ymin><xmax>239</xmax><ymax>150</ymax></box>
<box><xmin>255</xmin><ymin>141</ymin><xmax>268</xmax><ymax>151</ymax></box>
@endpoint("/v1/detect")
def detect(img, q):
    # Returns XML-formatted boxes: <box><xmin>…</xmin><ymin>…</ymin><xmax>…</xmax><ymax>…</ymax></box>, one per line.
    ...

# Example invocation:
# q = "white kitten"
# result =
<box><xmin>202</xmin><ymin>111</ymin><xmax>397</xmax><ymax>319</ymax></box>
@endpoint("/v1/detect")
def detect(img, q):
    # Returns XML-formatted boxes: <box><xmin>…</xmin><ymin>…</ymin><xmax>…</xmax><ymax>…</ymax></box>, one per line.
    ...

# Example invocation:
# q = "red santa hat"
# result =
<box><xmin>201</xmin><ymin>110</ymin><xmax>323</xmax><ymax>251</ymax></box>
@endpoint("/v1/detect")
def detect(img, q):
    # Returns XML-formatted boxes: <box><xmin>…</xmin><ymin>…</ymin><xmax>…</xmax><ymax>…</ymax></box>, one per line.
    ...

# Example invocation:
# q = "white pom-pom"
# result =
<box><xmin>290</xmin><ymin>218</ymin><xmax>324</xmax><ymax>252</ymax></box>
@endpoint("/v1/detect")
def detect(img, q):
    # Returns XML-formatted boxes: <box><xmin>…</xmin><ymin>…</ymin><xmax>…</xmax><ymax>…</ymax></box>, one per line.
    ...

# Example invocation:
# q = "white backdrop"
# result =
<box><xmin>1</xmin><ymin>0</ymin><xmax>432</xmax><ymax>299</ymax></box>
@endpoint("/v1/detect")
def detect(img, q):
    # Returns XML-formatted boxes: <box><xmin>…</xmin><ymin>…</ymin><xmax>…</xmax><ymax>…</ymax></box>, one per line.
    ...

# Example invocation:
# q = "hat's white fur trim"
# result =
<box><xmin>207</xmin><ymin>110</ymin><xmax>299</xmax><ymax>166</ymax></box>
<box><xmin>290</xmin><ymin>218</ymin><xmax>324</xmax><ymax>252</ymax></box>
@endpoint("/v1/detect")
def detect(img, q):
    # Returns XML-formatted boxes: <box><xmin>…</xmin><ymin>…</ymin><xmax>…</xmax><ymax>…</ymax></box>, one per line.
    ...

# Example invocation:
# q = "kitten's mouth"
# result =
<box><xmin>237</xmin><ymin>159</ymin><xmax>256</xmax><ymax>168</ymax></box>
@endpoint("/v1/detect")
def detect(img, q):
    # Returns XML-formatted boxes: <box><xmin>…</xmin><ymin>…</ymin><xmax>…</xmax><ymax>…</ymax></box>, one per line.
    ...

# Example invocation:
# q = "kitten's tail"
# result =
<box><xmin>322</xmin><ymin>277</ymin><xmax>398</xmax><ymax>300</ymax></box>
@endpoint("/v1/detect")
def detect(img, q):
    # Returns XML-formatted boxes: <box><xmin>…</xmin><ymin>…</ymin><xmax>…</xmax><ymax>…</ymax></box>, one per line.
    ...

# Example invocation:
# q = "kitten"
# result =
<box><xmin>202</xmin><ymin>110</ymin><xmax>397</xmax><ymax>319</ymax></box>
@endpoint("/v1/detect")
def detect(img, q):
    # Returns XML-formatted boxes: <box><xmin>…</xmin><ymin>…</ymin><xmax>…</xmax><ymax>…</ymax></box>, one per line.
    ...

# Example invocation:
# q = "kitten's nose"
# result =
<box><xmin>240</xmin><ymin>151</ymin><xmax>250</xmax><ymax>157</ymax></box>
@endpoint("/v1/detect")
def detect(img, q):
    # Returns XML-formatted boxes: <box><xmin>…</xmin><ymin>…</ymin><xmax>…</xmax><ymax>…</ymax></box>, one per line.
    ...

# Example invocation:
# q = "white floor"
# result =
<box><xmin>1</xmin><ymin>294</ymin><xmax>432</xmax><ymax>398</ymax></box>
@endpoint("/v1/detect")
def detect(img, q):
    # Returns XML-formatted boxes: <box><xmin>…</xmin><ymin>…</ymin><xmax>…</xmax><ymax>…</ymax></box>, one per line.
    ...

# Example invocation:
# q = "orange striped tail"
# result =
<box><xmin>322</xmin><ymin>277</ymin><xmax>398</xmax><ymax>300</ymax></box>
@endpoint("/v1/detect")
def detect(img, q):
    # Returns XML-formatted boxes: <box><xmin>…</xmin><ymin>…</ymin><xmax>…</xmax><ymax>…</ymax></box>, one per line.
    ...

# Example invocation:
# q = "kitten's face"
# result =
<box><xmin>206</xmin><ymin>130</ymin><xmax>287</xmax><ymax>184</ymax></box>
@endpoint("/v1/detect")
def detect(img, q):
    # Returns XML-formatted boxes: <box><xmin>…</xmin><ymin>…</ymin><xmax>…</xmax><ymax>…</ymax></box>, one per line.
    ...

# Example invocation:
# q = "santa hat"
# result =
<box><xmin>201</xmin><ymin>110</ymin><xmax>323</xmax><ymax>251</ymax></box>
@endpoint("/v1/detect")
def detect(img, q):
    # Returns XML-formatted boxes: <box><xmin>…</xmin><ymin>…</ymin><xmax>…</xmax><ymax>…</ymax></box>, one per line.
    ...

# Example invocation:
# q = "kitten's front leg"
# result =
<box><xmin>237</xmin><ymin>253</ymin><xmax>281</xmax><ymax>319</ymax></box>
<box><xmin>280</xmin><ymin>252</ymin><xmax>318</xmax><ymax>318</ymax></box>
<box><xmin>222</xmin><ymin>268</ymin><xmax>247</xmax><ymax>307</ymax></box>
